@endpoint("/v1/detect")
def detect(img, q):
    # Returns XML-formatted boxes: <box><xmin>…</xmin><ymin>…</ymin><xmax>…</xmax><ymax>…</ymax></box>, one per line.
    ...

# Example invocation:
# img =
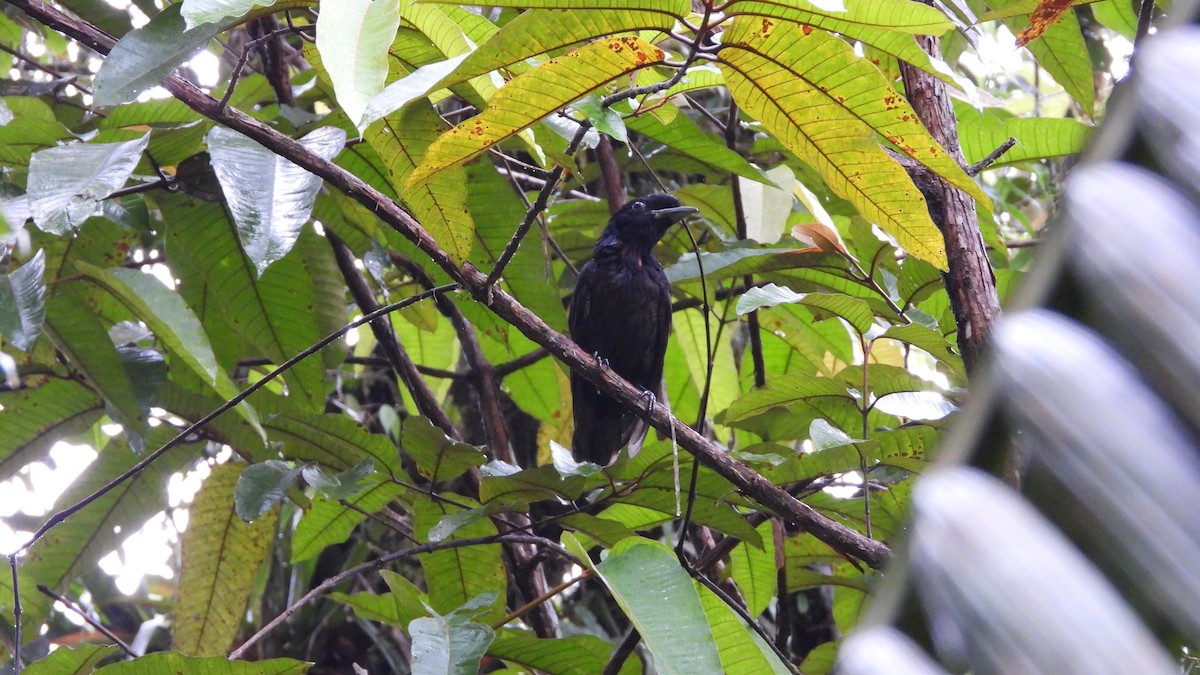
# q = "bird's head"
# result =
<box><xmin>604</xmin><ymin>193</ymin><xmax>697</xmax><ymax>251</ymax></box>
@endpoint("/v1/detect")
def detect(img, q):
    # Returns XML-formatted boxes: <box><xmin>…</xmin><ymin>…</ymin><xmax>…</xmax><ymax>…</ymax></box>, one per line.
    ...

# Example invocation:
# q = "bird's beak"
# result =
<box><xmin>651</xmin><ymin>205</ymin><xmax>698</xmax><ymax>222</ymax></box>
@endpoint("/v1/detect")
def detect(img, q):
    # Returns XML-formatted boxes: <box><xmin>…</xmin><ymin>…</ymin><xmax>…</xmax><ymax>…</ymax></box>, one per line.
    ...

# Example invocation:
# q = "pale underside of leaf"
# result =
<box><xmin>315</xmin><ymin>0</ymin><xmax>400</xmax><ymax>127</ymax></box>
<box><xmin>408</xmin><ymin>36</ymin><xmax>666</xmax><ymax>188</ymax></box>
<box><xmin>206</xmin><ymin>126</ymin><xmax>346</xmax><ymax>274</ymax></box>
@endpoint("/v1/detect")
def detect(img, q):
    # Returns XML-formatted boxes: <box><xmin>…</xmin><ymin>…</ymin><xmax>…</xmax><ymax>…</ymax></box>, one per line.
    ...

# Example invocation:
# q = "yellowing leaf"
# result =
<box><xmin>727</xmin><ymin>0</ymin><xmax>962</xmax><ymax>88</ymax></box>
<box><xmin>719</xmin><ymin>17</ymin><xmax>948</xmax><ymax>267</ymax></box>
<box><xmin>408</xmin><ymin>36</ymin><xmax>665</xmax><ymax>187</ymax></box>
<box><xmin>440</xmin><ymin>9</ymin><xmax>676</xmax><ymax>89</ymax></box>
<box><xmin>425</xmin><ymin>0</ymin><xmax>688</xmax><ymax>12</ymax></box>
<box><xmin>175</xmin><ymin>464</ymin><xmax>276</xmax><ymax>656</ymax></box>
<box><xmin>728</xmin><ymin>0</ymin><xmax>953</xmax><ymax>35</ymax></box>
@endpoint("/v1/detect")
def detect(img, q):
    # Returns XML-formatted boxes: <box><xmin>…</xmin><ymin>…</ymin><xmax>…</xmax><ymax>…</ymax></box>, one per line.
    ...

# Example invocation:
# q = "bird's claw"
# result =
<box><xmin>593</xmin><ymin>351</ymin><xmax>609</xmax><ymax>370</ymax></box>
<box><xmin>640</xmin><ymin>390</ymin><xmax>657</xmax><ymax>416</ymax></box>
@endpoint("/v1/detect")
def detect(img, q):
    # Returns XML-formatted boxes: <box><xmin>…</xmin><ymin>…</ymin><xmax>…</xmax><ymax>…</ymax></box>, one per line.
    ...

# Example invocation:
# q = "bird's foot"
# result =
<box><xmin>593</xmin><ymin>351</ymin><xmax>609</xmax><ymax>370</ymax></box>
<box><xmin>639</xmin><ymin>390</ymin><xmax>657</xmax><ymax>416</ymax></box>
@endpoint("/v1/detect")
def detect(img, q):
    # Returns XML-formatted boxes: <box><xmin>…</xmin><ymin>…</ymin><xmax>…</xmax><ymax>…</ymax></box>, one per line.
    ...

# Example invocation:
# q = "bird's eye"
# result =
<box><xmin>630</xmin><ymin>201</ymin><xmax>646</xmax><ymax>212</ymax></box>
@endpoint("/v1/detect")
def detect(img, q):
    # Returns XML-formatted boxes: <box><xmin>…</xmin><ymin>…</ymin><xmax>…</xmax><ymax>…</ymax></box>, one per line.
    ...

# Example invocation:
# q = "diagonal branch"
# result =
<box><xmin>6</xmin><ymin>0</ymin><xmax>889</xmax><ymax>569</ymax></box>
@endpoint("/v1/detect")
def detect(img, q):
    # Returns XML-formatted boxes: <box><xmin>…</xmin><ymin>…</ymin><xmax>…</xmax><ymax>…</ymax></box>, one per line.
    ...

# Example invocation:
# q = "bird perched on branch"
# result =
<box><xmin>569</xmin><ymin>193</ymin><xmax>697</xmax><ymax>465</ymax></box>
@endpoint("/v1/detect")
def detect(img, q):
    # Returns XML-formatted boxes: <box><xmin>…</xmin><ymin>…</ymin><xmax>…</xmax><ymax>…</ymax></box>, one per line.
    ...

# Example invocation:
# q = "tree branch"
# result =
<box><xmin>328</xmin><ymin>232</ymin><xmax>459</xmax><ymax>438</ymax></box>
<box><xmin>7</xmin><ymin>0</ymin><xmax>889</xmax><ymax>569</ymax></box>
<box><xmin>899</xmin><ymin>36</ymin><xmax>1002</xmax><ymax>372</ymax></box>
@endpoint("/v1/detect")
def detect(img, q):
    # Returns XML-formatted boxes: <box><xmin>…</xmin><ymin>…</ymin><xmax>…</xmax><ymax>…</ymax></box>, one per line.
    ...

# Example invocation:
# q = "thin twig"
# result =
<box><xmin>493</xmin><ymin>572</ymin><xmax>587</xmax><ymax>628</ymax></box>
<box><xmin>8</xmin><ymin>553</ymin><xmax>21</xmax><ymax>674</ymax></box>
<box><xmin>229</xmin><ymin>533</ymin><xmax>576</xmax><ymax>658</ymax></box>
<box><xmin>602</xmin><ymin>628</ymin><xmax>642</xmax><ymax>675</ymax></box>
<box><xmin>686</xmin><ymin>563</ymin><xmax>801</xmax><ymax>674</ymax></box>
<box><xmin>967</xmin><ymin>136</ymin><xmax>1017</xmax><ymax>175</ymax></box>
<box><xmin>328</xmin><ymin>233</ymin><xmax>460</xmax><ymax>437</ymax></box>
<box><xmin>36</xmin><ymin>585</ymin><xmax>137</xmax><ymax>657</ymax></box>
<box><xmin>1135</xmin><ymin>0</ymin><xmax>1155</xmax><ymax>44</ymax></box>
<box><xmin>495</xmin><ymin>348</ymin><xmax>551</xmax><ymax>378</ymax></box>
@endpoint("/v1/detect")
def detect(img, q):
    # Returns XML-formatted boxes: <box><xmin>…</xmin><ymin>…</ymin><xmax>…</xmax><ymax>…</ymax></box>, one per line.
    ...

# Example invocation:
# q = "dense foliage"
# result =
<box><xmin>0</xmin><ymin>0</ymin><xmax>1133</xmax><ymax>671</ymax></box>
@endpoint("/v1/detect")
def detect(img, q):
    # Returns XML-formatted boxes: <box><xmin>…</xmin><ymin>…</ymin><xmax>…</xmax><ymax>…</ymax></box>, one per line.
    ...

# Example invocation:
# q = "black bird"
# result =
<box><xmin>569</xmin><ymin>193</ymin><xmax>697</xmax><ymax>465</ymax></box>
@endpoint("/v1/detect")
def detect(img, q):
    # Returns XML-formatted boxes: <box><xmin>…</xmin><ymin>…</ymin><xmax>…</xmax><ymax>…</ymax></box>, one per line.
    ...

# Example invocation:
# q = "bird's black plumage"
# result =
<box><xmin>569</xmin><ymin>193</ymin><xmax>697</xmax><ymax>465</ymax></box>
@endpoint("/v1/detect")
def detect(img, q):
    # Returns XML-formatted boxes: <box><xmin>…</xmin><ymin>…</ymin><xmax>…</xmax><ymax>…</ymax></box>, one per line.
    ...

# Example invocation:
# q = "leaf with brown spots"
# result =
<box><xmin>1016</xmin><ymin>0</ymin><xmax>1077</xmax><ymax>46</ymax></box>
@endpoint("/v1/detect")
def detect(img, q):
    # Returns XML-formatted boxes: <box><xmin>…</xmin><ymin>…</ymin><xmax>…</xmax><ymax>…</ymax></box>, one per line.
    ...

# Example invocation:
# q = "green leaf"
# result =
<box><xmin>302</xmin><ymin>458</ymin><xmax>376</xmax><ymax>500</ymax></box>
<box><xmin>331</xmin><ymin>569</ymin><xmax>429</xmax><ymax>627</ymax></box>
<box><xmin>42</xmin><ymin>289</ymin><xmax>149</xmax><ymax>450</ymax></box>
<box><xmin>98</xmin><ymin>97</ymin><xmax>200</xmax><ymax>128</ymax></box>
<box><xmin>666</xmin><ymin>243</ymin><xmax>851</xmax><ymax>286</ymax></box>
<box><xmin>612</xmin><ymin>447</ymin><xmax>764</xmax><ymax>546</ymax></box>
<box><xmin>1092</xmin><ymin>0</ymin><xmax>1137</xmax><ymax>40</ymax></box>
<box><xmin>316</xmin><ymin>0</ymin><xmax>400</xmax><ymax>126</ymax></box>
<box><xmin>234</xmin><ymin>460</ymin><xmax>300</xmax><ymax>521</ymax></box>
<box><xmin>0</xmin><ymin>378</ymin><xmax>102</xmax><ymax>480</ymax></box>
<box><xmin>206</xmin><ymin>126</ymin><xmax>346</xmax><ymax>274</ymax></box>
<box><xmin>487</xmin><ymin>629</ymin><xmax>637</xmax><ymax>675</ymax></box>
<box><xmin>24</xmin><ymin>644</ymin><xmax>120</xmax><ymax>674</ymax></box>
<box><xmin>401</xmin><ymin>415</ymin><xmax>486</xmax><ymax>483</ymax></box>
<box><xmin>409</xmin><ymin>607</ymin><xmax>496</xmax><ymax>675</ymax></box>
<box><xmin>881</xmin><ymin>323</ymin><xmax>963</xmax><ymax>381</ymax></box>
<box><xmin>0</xmin><ymin>248</ymin><xmax>46</xmax><ymax>351</ymax></box>
<box><xmin>697</xmin><ymin>580</ymin><xmax>791</xmax><ymax>675</ymax></box>
<box><xmin>719</xmin><ymin>18</ymin><xmax>952</xmax><ymax>267</ymax></box>
<box><xmin>724</xmin><ymin>373</ymin><xmax>850</xmax><ymax>424</ymax></box>
<box><xmin>758</xmin><ymin>304</ymin><xmax>855</xmax><ymax>376</ymax></box>
<box><xmin>96</xmin><ymin>653</ymin><xmax>310</xmax><ymax>674</ymax></box>
<box><xmin>592</xmin><ymin>537</ymin><xmax>724</xmax><ymax>674</ymax></box>
<box><xmin>729</xmin><ymin>0</ymin><xmax>962</xmax><ymax>88</ymax></box>
<box><xmin>0</xmin><ymin>96</ymin><xmax>69</xmax><ymax>165</ymax></box>
<box><xmin>730</xmin><ymin>520</ymin><xmax>778</xmax><ymax>618</ymax></box>
<box><xmin>560</xmin><ymin>512</ymin><xmax>638</xmax><ymax>548</ymax></box>
<box><xmin>180</xmin><ymin>0</ymin><xmax>275</xmax><ymax>29</ymax></box>
<box><xmin>467</xmin><ymin>162</ymin><xmax>568</xmax><ymax>332</ymax></box>
<box><xmin>167</xmin><ymin>199</ymin><xmax>327</xmax><ymax>411</ymax></box>
<box><xmin>292</xmin><ymin>479</ymin><xmax>405</xmax><ymax>562</ymax></box>
<box><xmin>412</xmin><ymin>495</ymin><xmax>507</xmax><ymax>624</ymax></box>
<box><xmin>738</xmin><ymin>284</ymin><xmax>874</xmax><ymax>335</ymax></box>
<box><xmin>93</xmin><ymin>5</ymin><xmax>220</xmax><ymax>106</ymax></box>
<box><xmin>1011</xmin><ymin>10</ymin><xmax>1095</xmax><ymax>116</ymax></box>
<box><xmin>409</xmin><ymin>36</ymin><xmax>666</xmax><ymax>187</ymax></box>
<box><xmin>175</xmin><ymin>464</ymin><xmax>277</xmax><ymax>656</ymax></box>
<box><xmin>957</xmin><ymin>105</ymin><xmax>1091</xmax><ymax>167</ymax></box>
<box><xmin>73</xmin><ymin>262</ymin><xmax>262</xmax><ymax>434</ymax></box>
<box><xmin>27</xmin><ymin>134</ymin><xmax>149</xmax><ymax>234</ymax></box>
<box><xmin>365</xmin><ymin>103</ymin><xmax>474</xmax><ymax>262</ymax></box>
<box><xmin>625</xmin><ymin>110</ymin><xmax>768</xmax><ymax>184</ymax></box>
<box><xmin>575</xmin><ymin>95</ymin><xmax>628</xmax><ymax>142</ymax></box>
<box><xmin>673</xmin><ymin>307</ymin><xmax>741</xmax><ymax>417</ymax></box>
<box><xmin>20</xmin><ymin>428</ymin><xmax>196</xmax><ymax>634</ymax></box>
<box><xmin>479</xmin><ymin>463</ymin><xmax>588</xmax><ymax>506</ymax></box>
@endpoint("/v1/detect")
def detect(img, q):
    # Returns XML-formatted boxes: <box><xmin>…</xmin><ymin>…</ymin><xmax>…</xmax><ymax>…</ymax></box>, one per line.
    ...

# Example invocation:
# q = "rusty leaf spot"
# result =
<box><xmin>802</xmin><ymin>24</ymin><xmax>813</xmax><ymax>36</ymax></box>
<box><xmin>1016</xmin><ymin>0</ymin><xmax>1074</xmax><ymax>47</ymax></box>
